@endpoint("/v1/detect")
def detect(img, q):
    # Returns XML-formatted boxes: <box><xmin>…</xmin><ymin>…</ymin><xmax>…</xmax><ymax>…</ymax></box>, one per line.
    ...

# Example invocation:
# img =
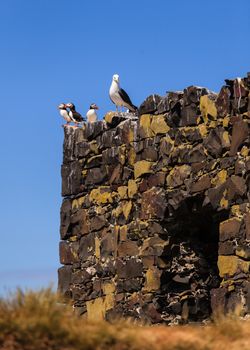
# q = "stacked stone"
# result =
<box><xmin>59</xmin><ymin>73</ymin><xmax>250</xmax><ymax>324</ymax></box>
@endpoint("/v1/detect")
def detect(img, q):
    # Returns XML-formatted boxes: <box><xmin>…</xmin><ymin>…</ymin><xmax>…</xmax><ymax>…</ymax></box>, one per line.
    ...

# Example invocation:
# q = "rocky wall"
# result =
<box><xmin>58</xmin><ymin>73</ymin><xmax>250</xmax><ymax>324</ymax></box>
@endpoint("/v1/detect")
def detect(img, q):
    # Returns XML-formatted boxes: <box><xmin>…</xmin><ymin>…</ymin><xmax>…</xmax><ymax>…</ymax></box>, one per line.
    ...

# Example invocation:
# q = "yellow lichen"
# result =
<box><xmin>102</xmin><ymin>281</ymin><xmax>115</xmax><ymax>295</ymax></box>
<box><xmin>72</xmin><ymin>196</ymin><xmax>85</xmax><ymax>209</ymax></box>
<box><xmin>150</xmin><ymin>115</ymin><xmax>170</xmax><ymax>134</ymax></box>
<box><xmin>198</xmin><ymin>124</ymin><xmax>208</xmax><ymax>137</ymax></box>
<box><xmin>128</xmin><ymin>148</ymin><xmax>136</xmax><ymax>166</ymax></box>
<box><xmin>241</xmin><ymin>146</ymin><xmax>249</xmax><ymax>157</ymax></box>
<box><xmin>211</xmin><ymin>169</ymin><xmax>228</xmax><ymax>186</ymax></box>
<box><xmin>134</xmin><ymin>160</ymin><xmax>153</xmax><ymax>179</ymax></box>
<box><xmin>89</xmin><ymin>187</ymin><xmax>113</xmax><ymax>205</ymax></box>
<box><xmin>122</xmin><ymin>201</ymin><xmax>133</xmax><ymax>220</ymax></box>
<box><xmin>95</xmin><ymin>237</ymin><xmax>100</xmax><ymax>259</ymax></box>
<box><xmin>117</xmin><ymin>186</ymin><xmax>128</xmax><ymax>199</ymax></box>
<box><xmin>218</xmin><ymin>255</ymin><xmax>250</xmax><ymax>277</ymax></box>
<box><xmin>128</xmin><ymin>180</ymin><xmax>138</xmax><ymax>198</ymax></box>
<box><xmin>139</xmin><ymin>114</ymin><xmax>154</xmax><ymax>137</ymax></box>
<box><xmin>222</xmin><ymin>131</ymin><xmax>230</xmax><ymax>148</ymax></box>
<box><xmin>144</xmin><ymin>268</ymin><xmax>161</xmax><ymax>292</ymax></box>
<box><xmin>223</xmin><ymin>115</ymin><xmax>230</xmax><ymax>128</ymax></box>
<box><xmin>200</xmin><ymin>95</ymin><xmax>217</xmax><ymax>120</ymax></box>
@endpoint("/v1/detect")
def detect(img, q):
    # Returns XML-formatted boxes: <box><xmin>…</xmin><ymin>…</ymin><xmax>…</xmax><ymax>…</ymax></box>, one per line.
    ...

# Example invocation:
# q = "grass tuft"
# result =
<box><xmin>0</xmin><ymin>288</ymin><xmax>250</xmax><ymax>350</ymax></box>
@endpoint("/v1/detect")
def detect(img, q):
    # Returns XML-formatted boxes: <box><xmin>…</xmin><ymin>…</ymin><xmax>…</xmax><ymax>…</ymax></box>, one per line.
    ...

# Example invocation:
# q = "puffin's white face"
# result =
<box><xmin>90</xmin><ymin>103</ymin><xmax>99</xmax><ymax>110</ymax></box>
<box><xmin>58</xmin><ymin>103</ymin><xmax>65</xmax><ymax>109</ymax></box>
<box><xmin>113</xmin><ymin>74</ymin><xmax>119</xmax><ymax>83</ymax></box>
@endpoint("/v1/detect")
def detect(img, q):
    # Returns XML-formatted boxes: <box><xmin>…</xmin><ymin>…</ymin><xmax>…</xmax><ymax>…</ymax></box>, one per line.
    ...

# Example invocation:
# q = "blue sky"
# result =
<box><xmin>0</xmin><ymin>0</ymin><xmax>249</xmax><ymax>295</ymax></box>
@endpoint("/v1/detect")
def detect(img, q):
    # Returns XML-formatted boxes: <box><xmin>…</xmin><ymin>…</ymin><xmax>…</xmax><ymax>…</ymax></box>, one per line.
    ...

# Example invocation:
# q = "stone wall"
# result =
<box><xmin>58</xmin><ymin>73</ymin><xmax>250</xmax><ymax>324</ymax></box>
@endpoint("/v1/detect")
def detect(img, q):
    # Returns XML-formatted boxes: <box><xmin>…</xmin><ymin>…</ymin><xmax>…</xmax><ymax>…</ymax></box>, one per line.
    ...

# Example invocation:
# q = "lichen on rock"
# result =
<box><xmin>59</xmin><ymin>72</ymin><xmax>250</xmax><ymax>325</ymax></box>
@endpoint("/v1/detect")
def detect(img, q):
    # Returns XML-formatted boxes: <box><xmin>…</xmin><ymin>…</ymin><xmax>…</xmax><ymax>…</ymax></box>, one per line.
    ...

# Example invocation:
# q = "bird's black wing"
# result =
<box><xmin>119</xmin><ymin>88</ymin><xmax>134</xmax><ymax>106</ymax></box>
<box><xmin>73</xmin><ymin>111</ymin><xmax>85</xmax><ymax>122</ymax></box>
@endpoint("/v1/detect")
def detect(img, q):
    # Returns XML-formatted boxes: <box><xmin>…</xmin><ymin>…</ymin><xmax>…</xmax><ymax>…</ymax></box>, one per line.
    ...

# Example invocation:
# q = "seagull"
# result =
<box><xmin>86</xmin><ymin>103</ymin><xmax>99</xmax><ymax>123</ymax></box>
<box><xmin>109</xmin><ymin>74</ymin><xmax>137</xmax><ymax>113</ymax></box>
<box><xmin>65</xmin><ymin>103</ymin><xmax>85</xmax><ymax>124</ymax></box>
<box><xmin>57</xmin><ymin>103</ymin><xmax>73</xmax><ymax>125</ymax></box>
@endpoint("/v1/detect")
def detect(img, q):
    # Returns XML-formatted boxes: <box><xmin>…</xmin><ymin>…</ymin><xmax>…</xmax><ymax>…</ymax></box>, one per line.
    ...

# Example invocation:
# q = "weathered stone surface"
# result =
<box><xmin>139</xmin><ymin>114</ymin><xmax>154</xmax><ymax>138</ymax></box>
<box><xmin>118</xmin><ymin>241</ymin><xmax>139</xmax><ymax>257</ymax></box>
<box><xmin>84</xmin><ymin>121</ymin><xmax>106</xmax><ymax>140</ymax></box>
<box><xmin>236</xmin><ymin>246</ymin><xmax>250</xmax><ymax>260</ymax></box>
<box><xmin>210</xmin><ymin>287</ymin><xmax>227</xmax><ymax>313</ymax></box>
<box><xmin>116</xmin><ymin>119</ymin><xmax>139</xmax><ymax>144</ymax></box>
<box><xmin>227</xmin><ymin>175</ymin><xmax>247</xmax><ymax>200</ymax></box>
<box><xmin>180</xmin><ymin>104</ymin><xmax>199</xmax><ymax>126</ymax></box>
<box><xmin>140</xmin><ymin>236</ymin><xmax>168</xmax><ymax>256</ymax></box>
<box><xmin>190</xmin><ymin>174</ymin><xmax>211</xmax><ymax>193</ymax></box>
<box><xmin>141</xmin><ymin>146</ymin><xmax>158</xmax><ymax>162</ymax></box>
<box><xmin>86</xmin><ymin>295</ymin><xmax>114</xmax><ymax>321</ymax></box>
<box><xmin>157</xmin><ymin>96</ymin><xmax>169</xmax><ymax>114</ymax></box>
<box><xmin>127</xmin><ymin>180</ymin><xmax>138</xmax><ymax>198</ymax></box>
<box><xmin>85</xmin><ymin>154</ymin><xmax>102</xmax><ymax>169</ymax></box>
<box><xmin>104</xmin><ymin>112</ymin><xmax>126</xmax><ymax>127</ymax></box>
<box><xmin>90</xmin><ymin>215</ymin><xmax>107</xmax><ymax>232</ymax></box>
<box><xmin>216</xmin><ymin>86</ymin><xmax>230</xmax><ymax>117</ymax></box>
<box><xmin>166</xmin><ymin>165</ymin><xmax>191</xmax><ymax>188</ymax></box>
<box><xmin>59</xmin><ymin>241</ymin><xmax>79</xmax><ymax>265</ymax></box>
<box><xmin>58</xmin><ymin>265</ymin><xmax>72</xmax><ymax>296</ymax></box>
<box><xmin>218</xmin><ymin>255</ymin><xmax>250</xmax><ymax>277</ymax></box>
<box><xmin>60</xmin><ymin>199</ymin><xmax>72</xmax><ymax>240</ymax></box>
<box><xmin>229</xmin><ymin>120</ymin><xmax>248</xmax><ymax>156</ymax></box>
<box><xmin>85</xmin><ymin>167</ymin><xmax>107</xmax><ymax>185</ymax></box>
<box><xmin>144</xmin><ymin>267</ymin><xmax>162</xmax><ymax>291</ymax></box>
<box><xmin>151</xmin><ymin>115</ymin><xmax>170</xmax><ymax>134</ymax></box>
<box><xmin>204</xmin><ymin>129</ymin><xmax>223</xmax><ymax>157</ymax></box>
<box><xmin>134</xmin><ymin>160</ymin><xmax>154</xmax><ymax>179</ymax></box>
<box><xmin>218</xmin><ymin>241</ymin><xmax>235</xmax><ymax>255</ymax></box>
<box><xmin>100</xmin><ymin>229</ymin><xmax>117</xmax><ymax>258</ymax></box>
<box><xmin>89</xmin><ymin>187</ymin><xmax>113</xmax><ymax>205</ymax></box>
<box><xmin>200</xmin><ymin>94</ymin><xmax>217</xmax><ymax>120</ymax></box>
<box><xmin>206</xmin><ymin>183</ymin><xmax>227</xmax><ymax>209</ymax></box>
<box><xmin>59</xmin><ymin>72</ymin><xmax>250</xmax><ymax>324</ymax></box>
<box><xmin>61</xmin><ymin>161</ymin><xmax>83</xmax><ymax>196</ymax></box>
<box><xmin>79</xmin><ymin>233</ymin><xmax>95</xmax><ymax>261</ymax></box>
<box><xmin>109</xmin><ymin>164</ymin><xmax>123</xmax><ymax>184</ymax></box>
<box><xmin>116</xmin><ymin>258</ymin><xmax>143</xmax><ymax>279</ymax></box>
<box><xmin>139</xmin><ymin>94</ymin><xmax>162</xmax><ymax>115</ymax></box>
<box><xmin>141</xmin><ymin>187</ymin><xmax>167</xmax><ymax>220</ymax></box>
<box><xmin>245</xmin><ymin>212</ymin><xmax>250</xmax><ymax>240</ymax></box>
<box><xmin>220</xmin><ymin>218</ymin><xmax>242</xmax><ymax>242</ymax></box>
<box><xmin>102</xmin><ymin>147</ymin><xmax>119</xmax><ymax>165</ymax></box>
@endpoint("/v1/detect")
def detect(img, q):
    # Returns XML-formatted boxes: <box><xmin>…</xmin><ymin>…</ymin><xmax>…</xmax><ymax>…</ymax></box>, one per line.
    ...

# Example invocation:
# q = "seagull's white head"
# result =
<box><xmin>112</xmin><ymin>74</ymin><xmax>119</xmax><ymax>83</ymax></box>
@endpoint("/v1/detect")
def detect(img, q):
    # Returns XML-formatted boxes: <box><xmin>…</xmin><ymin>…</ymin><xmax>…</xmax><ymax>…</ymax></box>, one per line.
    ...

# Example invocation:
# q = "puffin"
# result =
<box><xmin>109</xmin><ymin>74</ymin><xmax>137</xmax><ymax>113</ymax></box>
<box><xmin>58</xmin><ymin>103</ymin><xmax>73</xmax><ymax>125</ymax></box>
<box><xmin>86</xmin><ymin>103</ymin><xmax>99</xmax><ymax>123</ymax></box>
<box><xmin>65</xmin><ymin>102</ymin><xmax>85</xmax><ymax>124</ymax></box>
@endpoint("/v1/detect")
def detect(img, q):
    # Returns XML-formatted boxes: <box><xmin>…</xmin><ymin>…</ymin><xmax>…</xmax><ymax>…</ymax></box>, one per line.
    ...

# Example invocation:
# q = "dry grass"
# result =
<box><xmin>0</xmin><ymin>288</ymin><xmax>250</xmax><ymax>350</ymax></box>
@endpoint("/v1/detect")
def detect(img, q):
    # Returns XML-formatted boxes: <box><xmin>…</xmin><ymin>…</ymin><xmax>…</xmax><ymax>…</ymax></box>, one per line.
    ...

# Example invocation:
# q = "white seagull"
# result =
<box><xmin>109</xmin><ymin>74</ymin><xmax>137</xmax><ymax>113</ymax></box>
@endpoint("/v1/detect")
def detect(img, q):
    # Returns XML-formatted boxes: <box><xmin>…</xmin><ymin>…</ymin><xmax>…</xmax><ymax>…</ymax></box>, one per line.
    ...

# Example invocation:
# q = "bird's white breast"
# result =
<box><xmin>60</xmin><ymin>109</ymin><xmax>71</xmax><ymax>122</ymax></box>
<box><xmin>86</xmin><ymin>109</ymin><xmax>97</xmax><ymax>123</ymax></box>
<box><xmin>109</xmin><ymin>81</ymin><xmax>124</xmax><ymax>106</ymax></box>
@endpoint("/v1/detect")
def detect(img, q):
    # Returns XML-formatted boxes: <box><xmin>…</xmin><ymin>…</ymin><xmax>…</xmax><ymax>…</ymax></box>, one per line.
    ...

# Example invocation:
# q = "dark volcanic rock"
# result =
<box><xmin>61</xmin><ymin>161</ymin><xmax>83</xmax><ymax>196</ymax></box>
<box><xmin>59</xmin><ymin>72</ymin><xmax>250</xmax><ymax>325</ymax></box>
<box><xmin>139</xmin><ymin>94</ymin><xmax>162</xmax><ymax>115</ymax></box>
